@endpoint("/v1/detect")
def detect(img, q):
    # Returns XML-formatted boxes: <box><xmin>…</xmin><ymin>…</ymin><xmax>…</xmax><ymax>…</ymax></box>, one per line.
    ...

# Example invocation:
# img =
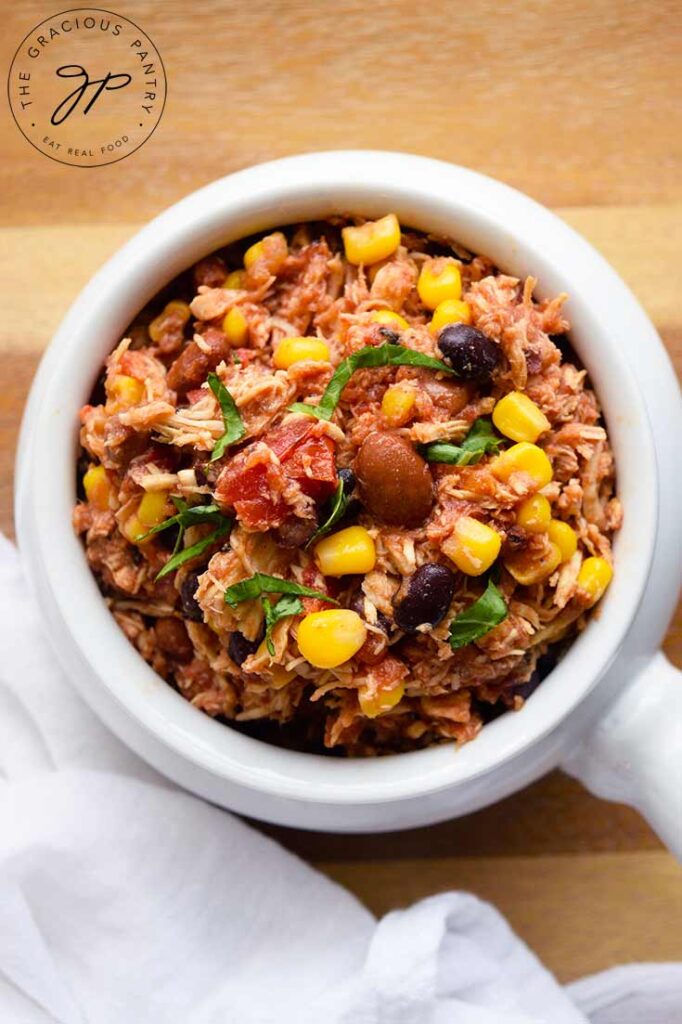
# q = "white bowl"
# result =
<box><xmin>15</xmin><ymin>152</ymin><xmax>682</xmax><ymax>847</ymax></box>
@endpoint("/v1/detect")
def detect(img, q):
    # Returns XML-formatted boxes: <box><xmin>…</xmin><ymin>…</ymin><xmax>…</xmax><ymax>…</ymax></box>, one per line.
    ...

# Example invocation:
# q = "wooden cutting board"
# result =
<box><xmin>1</xmin><ymin>0</ymin><xmax>680</xmax><ymax>982</ymax></box>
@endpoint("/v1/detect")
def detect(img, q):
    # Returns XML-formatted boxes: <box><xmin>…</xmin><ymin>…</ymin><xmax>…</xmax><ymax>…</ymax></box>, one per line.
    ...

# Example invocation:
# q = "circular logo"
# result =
<box><xmin>7</xmin><ymin>8</ymin><xmax>166</xmax><ymax>167</ymax></box>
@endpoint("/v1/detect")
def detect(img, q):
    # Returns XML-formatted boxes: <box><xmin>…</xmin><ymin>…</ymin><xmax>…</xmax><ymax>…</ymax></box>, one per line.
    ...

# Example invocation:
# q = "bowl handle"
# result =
<box><xmin>561</xmin><ymin>651</ymin><xmax>682</xmax><ymax>858</ymax></box>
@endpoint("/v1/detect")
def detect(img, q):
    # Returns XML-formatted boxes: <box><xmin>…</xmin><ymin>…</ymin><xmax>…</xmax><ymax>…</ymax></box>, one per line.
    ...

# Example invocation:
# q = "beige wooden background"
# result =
<box><xmin>1</xmin><ymin>0</ymin><xmax>680</xmax><ymax>981</ymax></box>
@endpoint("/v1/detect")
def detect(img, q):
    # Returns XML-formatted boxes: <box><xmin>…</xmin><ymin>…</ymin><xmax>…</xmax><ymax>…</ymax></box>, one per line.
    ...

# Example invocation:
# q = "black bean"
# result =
<box><xmin>338</xmin><ymin>467</ymin><xmax>356</xmax><ymax>493</ymax></box>
<box><xmin>437</xmin><ymin>324</ymin><xmax>501</xmax><ymax>382</ymax></box>
<box><xmin>180</xmin><ymin>571</ymin><xmax>204</xmax><ymax>622</ymax></box>
<box><xmin>228</xmin><ymin>631</ymin><xmax>261</xmax><ymax>667</ymax></box>
<box><xmin>393</xmin><ymin>563</ymin><xmax>457</xmax><ymax>633</ymax></box>
<box><xmin>156</xmin><ymin>524</ymin><xmax>182</xmax><ymax>552</ymax></box>
<box><xmin>511</xmin><ymin>669</ymin><xmax>541</xmax><ymax>702</ymax></box>
<box><xmin>549</xmin><ymin>333</ymin><xmax>582</xmax><ymax>367</ymax></box>
<box><xmin>350</xmin><ymin>591</ymin><xmax>394</xmax><ymax>632</ymax></box>
<box><xmin>510</xmin><ymin>647</ymin><xmax>559</xmax><ymax>700</ymax></box>
<box><xmin>274</xmin><ymin>517</ymin><xmax>316</xmax><ymax>549</ymax></box>
<box><xmin>378</xmin><ymin>327</ymin><xmax>400</xmax><ymax>343</ymax></box>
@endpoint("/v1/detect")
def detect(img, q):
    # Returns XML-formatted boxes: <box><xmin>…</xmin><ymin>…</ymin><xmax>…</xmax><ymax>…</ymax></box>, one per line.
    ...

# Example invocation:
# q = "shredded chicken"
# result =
<box><xmin>73</xmin><ymin>219</ymin><xmax>619</xmax><ymax>755</ymax></box>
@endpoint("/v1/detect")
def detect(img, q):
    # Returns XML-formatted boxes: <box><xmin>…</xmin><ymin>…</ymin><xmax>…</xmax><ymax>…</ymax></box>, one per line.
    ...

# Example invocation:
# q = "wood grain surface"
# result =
<box><xmin>2</xmin><ymin>0</ymin><xmax>680</xmax><ymax>983</ymax></box>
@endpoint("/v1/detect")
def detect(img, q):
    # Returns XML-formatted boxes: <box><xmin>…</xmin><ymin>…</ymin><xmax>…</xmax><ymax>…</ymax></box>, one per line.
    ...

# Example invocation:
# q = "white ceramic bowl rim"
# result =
<box><xmin>19</xmin><ymin>151</ymin><xmax>659</xmax><ymax>805</ymax></box>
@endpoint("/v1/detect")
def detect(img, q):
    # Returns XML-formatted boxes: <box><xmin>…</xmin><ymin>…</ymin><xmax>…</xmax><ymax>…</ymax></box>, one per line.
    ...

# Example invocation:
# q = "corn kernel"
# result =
<box><xmin>222</xmin><ymin>306</ymin><xmax>249</xmax><ymax>346</ymax></box>
<box><xmin>224</xmin><ymin>269</ymin><xmax>246</xmax><ymax>289</ymax></box>
<box><xmin>516</xmin><ymin>494</ymin><xmax>552</xmax><ymax>534</ymax></box>
<box><xmin>493</xmin><ymin>391</ymin><xmax>551</xmax><ymax>443</ymax></box>
<box><xmin>548</xmin><ymin>519</ymin><xmax>578</xmax><ymax>561</ymax></box>
<box><xmin>297</xmin><ymin>609</ymin><xmax>367</xmax><ymax>668</ymax></box>
<box><xmin>164</xmin><ymin>300</ymin><xmax>191</xmax><ymax>322</ymax></box>
<box><xmin>243</xmin><ymin>232</ymin><xmax>287</xmax><ymax>270</ymax></box>
<box><xmin>381</xmin><ymin>383</ymin><xmax>416</xmax><ymax>427</ymax></box>
<box><xmin>109</xmin><ymin>374</ymin><xmax>144</xmax><ymax>409</ymax></box>
<box><xmin>148</xmin><ymin>301</ymin><xmax>191</xmax><ymax>342</ymax></box>
<box><xmin>429</xmin><ymin>298</ymin><xmax>472</xmax><ymax>334</ymax></box>
<box><xmin>243</xmin><ymin>240</ymin><xmax>264</xmax><ymax>269</ymax></box>
<box><xmin>505</xmin><ymin>542</ymin><xmax>562</xmax><ymax>585</ymax></box>
<box><xmin>342</xmin><ymin>214</ymin><xmax>401</xmax><ymax>266</ymax></box>
<box><xmin>577</xmin><ymin>556</ymin><xmax>613</xmax><ymax>605</ymax></box>
<box><xmin>370</xmin><ymin>309</ymin><xmax>410</xmax><ymax>330</ymax></box>
<box><xmin>491</xmin><ymin>443</ymin><xmax>553</xmax><ymax>488</ymax></box>
<box><xmin>273</xmin><ymin>336</ymin><xmax>331</xmax><ymax>370</ymax></box>
<box><xmin>443</xmin><ymin>516</ymin><xmax>501</xmax><ymax>576</ymax></box>
<box><xmin>137</xmin><ymin>491</ymin><xmax>169</xmax><ymax>528</ymax></box>
<box><xmin>358</xmin><ymin>679</ymin><xmax>405</xmax><ymax>718</ymax></box>
<box><xmin>417</xmin><ymin>258</ymin><xmax>462</xmax><ymax>310</ymax></box>
<box><xmin>314</xmin><ymin>525</ymin><xmax>376</xmax><ymax>577</ymax></box>
<box><xmin>83</xmin><ymin>465</ymin><xmax>112</xmax><ymax>512</ymax></box>
<box><xmin>122</xmin><ymin>514</ymin><xmax>147</xmax><ymax>544</ymax></box>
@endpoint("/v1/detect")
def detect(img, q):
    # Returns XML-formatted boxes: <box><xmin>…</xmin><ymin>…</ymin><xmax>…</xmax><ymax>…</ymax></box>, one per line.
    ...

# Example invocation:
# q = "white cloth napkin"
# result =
<box><xmin>1</xmin><ymin>535</ymin><xmax>679</xmax><ymax>1024</ymax></box>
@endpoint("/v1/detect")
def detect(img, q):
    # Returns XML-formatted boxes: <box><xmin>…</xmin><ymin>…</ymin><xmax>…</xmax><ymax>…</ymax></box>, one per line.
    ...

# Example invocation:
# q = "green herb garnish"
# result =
<box><xmin>422</xmin><ymin>417</ymin><xmax>503</xmax><ymax>466</ymax></box>
<box><xmin>261</xmin><ymin>595</ymin><xmax>304</xmax><ymax>655</ymax></box>
<box><xmin>156</xmin><ymin>521</ymin><xmax>232</xmax><ymax>580</ymax></box>
<box><xmin>289</xmin><ymin>343</ymin><xmax>457</xmax><ymax>421</ymax></box>
<box><xmin>224</xmin><ymin>573</ymin><xmax>338</xmax><ymax>656</ymax></box>
<box><xmin>305</xmin><ymin>477</ymin><xmax>353</xmax><ymax>548</ymax></box>
<box><xmin>141</xmin><ymin>497</ymin><xmax>232</xmax><ymax>580</ymax></box>
<box><xmin>140</xmin><ymin>499</ymin><xmax>227</xmax><ymax>545</ymax></box>
<box><xmin>224</xmin><ymin>572</ymin><xmax>338</xmax><ymax>608</ymax></box>
<box><xmin>448</xmin><ymin>578</ymin><xmax>508</xmax><ymax>650</ymax></box>
<box><xmin>208</xmin><ymin>372</ymin><xmax>245</xmax><ymax>461</ymax></box>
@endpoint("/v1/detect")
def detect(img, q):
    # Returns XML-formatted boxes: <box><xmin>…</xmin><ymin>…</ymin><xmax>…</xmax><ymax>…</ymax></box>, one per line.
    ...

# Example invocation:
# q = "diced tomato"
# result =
<box><xmin>216</xmin><ymin>457</ymin><xmax>287</xmax><ymax>531</ymax></box>
<box><xmin>283</xmin><ymin>434</ymin><xmax>337</xmax><ymax>501</ymax></box>
<box><xmin>216</xmin><ymin>420</ymin><xmax>337</xmax><ymax>530</ymax></box>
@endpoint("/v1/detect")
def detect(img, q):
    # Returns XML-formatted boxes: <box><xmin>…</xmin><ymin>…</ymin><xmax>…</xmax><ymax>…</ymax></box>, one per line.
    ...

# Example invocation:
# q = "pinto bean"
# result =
<box><xmin>155</xmin><ymin>618</ymin><xmax>193</xmax><ymax>663</ymax></box>
<box><xmin>167</xmin><ymin>327</ymin><xmax>229</xmax><ymax>395</ymax></box>
<box><xmin>193</xmin><ymin>256</ymin><xmax>227</xmax><ymax>289</ymax></box>
<box><xmin>354</xmin><ymin>431</ymin><xmax>434</xmax><ymax>527</ymax></box>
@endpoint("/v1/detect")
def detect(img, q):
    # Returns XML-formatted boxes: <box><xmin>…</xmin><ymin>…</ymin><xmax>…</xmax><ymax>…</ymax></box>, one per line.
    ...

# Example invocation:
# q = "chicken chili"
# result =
<box><xmin>73</xmin><ymin>215</ymin><xmax>620</xmax><ymax>755</ymax></box>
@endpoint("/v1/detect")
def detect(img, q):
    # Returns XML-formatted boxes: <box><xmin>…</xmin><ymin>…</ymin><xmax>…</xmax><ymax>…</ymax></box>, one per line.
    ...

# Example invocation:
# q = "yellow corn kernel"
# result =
<box><xmin>443</xmin><ymin>516</ymin><xmax>502</xmax><ymax>576</ymax></box>
<box><xmin>429</xmin><ymin>298</ymin><xmax>472</xmax><ymax>334</ymax></box>
<box><xmin>342</xmin><ymin>214</ymin><xmax>401</xmax><ymax>266</ymax></box>
<box><xmin>165</xmin><ymin>299</ymin><xmax>191</xmax><ymax>322</ymax></box>
<box><xmin>491</xmin><ymin>442</ymin><xmax>553</xmax><ymax>488</ymax></box>
<box><xmin>505</xmin><ymin>542</ymin><xmax>562</xmax><ymax>585</ymax></box>
<box><xmin>548</xmin><ymin>519</ymin><xmax>578</xmax><ymax>562</ymax></box>
<box><xmin>243</xmin><ymin>240</ymin><xmax>264</xmax><ymax>269</ymax></box>
<box><xmin>122</xmin><ymin>514</ymin><xmax>147</xmax><ymax>545</ymax></box>
<box><xmin>492</xmin><ymin>391</ymin><xmax>551</xmax><ymax>443</ymax></box>
<box><xmin>83</xmin><ymin>465</ymin><xmax>112</xmax><ymax>512</ymax></box>
<box><xmin>223</xmin><ymin>269</ymin><xmax>246</xmax><ymax>289</ymax></box>
<box><xmin>381</xmin><ymin>383</ymin><xmax>417</xmax><ymax>427</ymax></box>
<box><xmin>314</xmin><ymin>525</ymin><xmax>376</xmax><ymax>577</ymax></box>
<box><xmin>358</xmin><ymin>679</ymin><xmax>405</xmax><ymax>719</ymax></box>
<box><xmin>417</xmin><ymin>258</ymin><xmax>462</xmax><ymax>310</ymax></box>
<box><xmin>137</xmin><ymin>491</ymin><xmax>169</xmax><ymax>528</ymax></box>
<box><xmin>273</xmin><ymin>336</ymin><xmax>331</xmax><ymax>370</ymax></box>
<box><xmin>297</xmin><ymin>609</ymin><xmax>367</xmax><ymax>668</ymax></box>
<box><xmin>370</xmin><ymin>309</ymin><xmax>410</xmax><ymax>330</ymax></box>
<box><xmin>577</xmin><ymin>556</ymin><xmax>613</xmax><ymax>605</ymax></box>
<box><xmin>516</xmin><ymin>494</ymin><xmax>552</xmax><ymax>534</ymax></box>
<box><xmin>222</xmin><ymin>306</ymin><xmax>249</xmax><ymax>346</ymax></box>
<box><xmin>109</xmin><ymin>374</ymin><xmax>144</xmax><ymax>409</ymax></box>
<box><xmin>243</xmin><ymin>232</ymin><xmax>287</xmax><ymax>270</ymax></box>
<box><xmin>148</xmin><ymin>301</ymin><xmax>191</xmax><ymax>342</ymax></box>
